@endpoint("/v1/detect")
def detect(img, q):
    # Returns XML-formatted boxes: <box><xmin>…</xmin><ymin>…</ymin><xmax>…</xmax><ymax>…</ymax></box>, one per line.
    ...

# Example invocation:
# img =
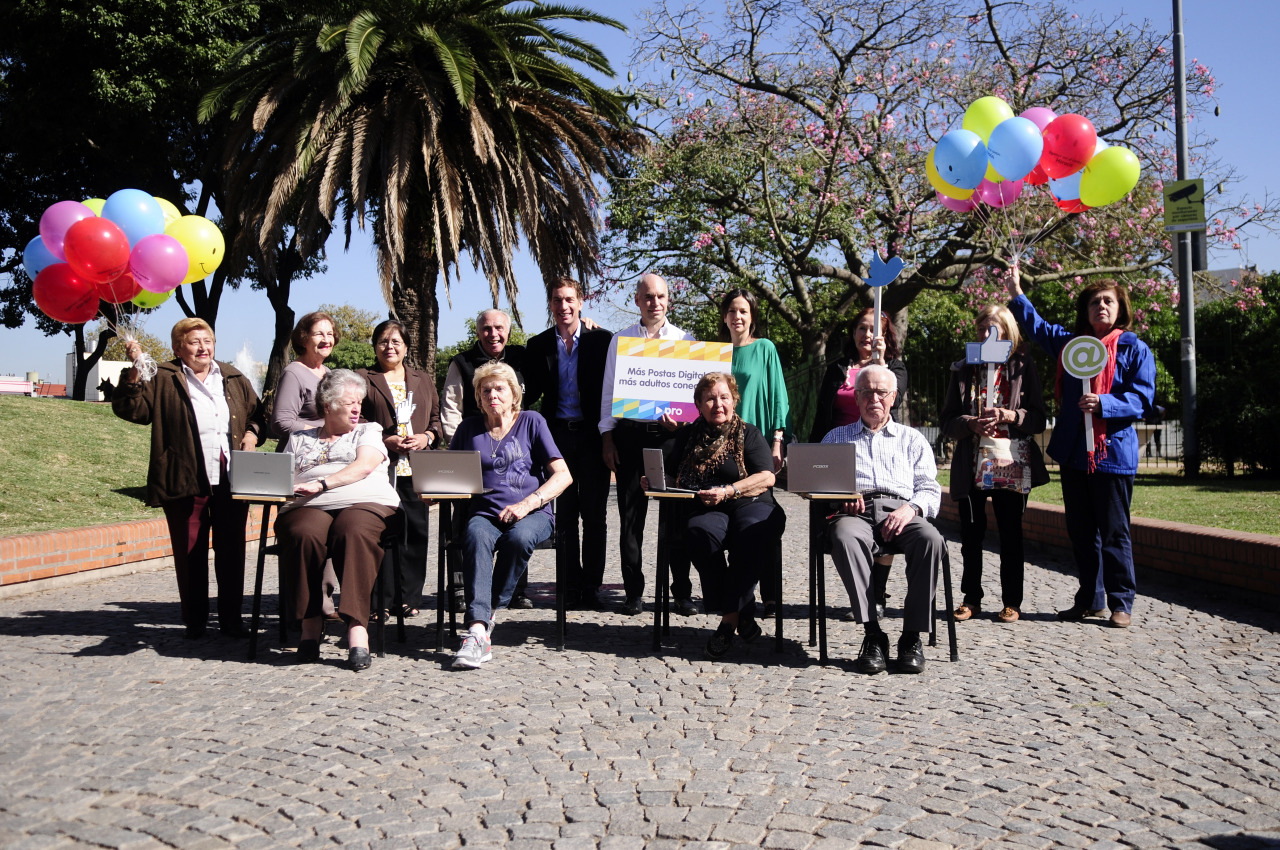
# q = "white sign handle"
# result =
<box><xmin>871</xmin><ymin>286</ymin><xmax>883</xmax><ymax>364</ymax></box>
<box><xmin>1082</xmin><ymin>375</ymin><xmax>1094</xmax><ymax>449</ymax></box>
<box><xmin>985</xmin><ymin>362</ymin><xmax>998</xmax><ymax>411</ymax></box>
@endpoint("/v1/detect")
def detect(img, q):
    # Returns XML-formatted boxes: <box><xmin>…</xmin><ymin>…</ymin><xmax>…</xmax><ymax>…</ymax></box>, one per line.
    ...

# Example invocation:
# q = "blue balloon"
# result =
<box><xmin>23</xmin><ymin>235</ymin><xmax>59</xmax><ymax>280</ymax></box>
<box><xmin>987</xmin><ymin>117</ymin><xmax>1044</xmax><ymax>182</ymax></box>
<box><xmin>1049</xmin><ymin>170</ymin><xmax>1083</xmax><ymax>202</ymax></box>
<box><xmin>101</xmin><ymin>188</ymin><xmax>166</xmax><ymax>247</ymax></box>
<box><xmin>933</xmin><ymin>129</ymin><xmax>988</xmax><ymax>190</ymax></box>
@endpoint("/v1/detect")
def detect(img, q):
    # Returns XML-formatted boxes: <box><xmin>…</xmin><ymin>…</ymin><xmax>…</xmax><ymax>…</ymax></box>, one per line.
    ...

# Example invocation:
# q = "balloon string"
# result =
<box><xmin>102</xmin><ymin>313</ymin><xmax>158</xmax><ymax>382</ymax></box>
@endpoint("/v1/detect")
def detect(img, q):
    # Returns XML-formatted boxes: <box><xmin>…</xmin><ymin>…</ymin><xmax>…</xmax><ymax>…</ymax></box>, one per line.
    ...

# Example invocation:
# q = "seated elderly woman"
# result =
<box><xmin>275</xmin><ymin>369</ymin><xmax>400</xmax><ymax>672</ymax></box>
<box><xmin>448</xmin><ymin>362</ymin><xmax>571</xmax><ymax>670</ymax></box>
<box><xmin>650</xmin><ymin>372</ymin><xmax>785</xmax><ymax>660</ymax></box>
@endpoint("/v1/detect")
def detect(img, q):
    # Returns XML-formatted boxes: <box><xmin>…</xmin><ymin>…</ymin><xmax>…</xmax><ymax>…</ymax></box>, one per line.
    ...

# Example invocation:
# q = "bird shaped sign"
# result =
<box><xmin>866</xmin><ymin>253</ymin><xmax>906</xmax><ymax>363</ymax></box>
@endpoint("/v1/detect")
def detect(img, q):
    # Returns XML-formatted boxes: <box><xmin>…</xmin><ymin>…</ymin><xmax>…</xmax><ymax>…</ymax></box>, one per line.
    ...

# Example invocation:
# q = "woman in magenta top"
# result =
<box><xmin>810</xmin><ymin>307</ymin><xmax>908</xmax><ymax>441</ymax></box>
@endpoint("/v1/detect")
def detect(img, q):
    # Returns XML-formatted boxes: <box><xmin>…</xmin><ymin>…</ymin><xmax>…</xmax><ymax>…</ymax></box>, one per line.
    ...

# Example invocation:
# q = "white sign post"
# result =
<box><xmin>865</xmin><ymin>253</ymin><xmax>905</xmax><ymax>363</ymax></box>
<box><xmin>1061</xmin><ymin>336</ymin><xmax>1109</xmax><ymax>456</ymax></box>
<box><xmin>965</xmin><ymin>327</ymin><xmax>1013</xmax><ymax>408</ymax></box>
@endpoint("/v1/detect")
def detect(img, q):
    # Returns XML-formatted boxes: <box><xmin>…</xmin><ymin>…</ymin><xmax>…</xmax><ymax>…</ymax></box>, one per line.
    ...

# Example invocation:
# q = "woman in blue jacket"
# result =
<box><xmin>1006</xmin><ymin>267</ymin><xmax>1155</xmax><ymax>628</ymax></box>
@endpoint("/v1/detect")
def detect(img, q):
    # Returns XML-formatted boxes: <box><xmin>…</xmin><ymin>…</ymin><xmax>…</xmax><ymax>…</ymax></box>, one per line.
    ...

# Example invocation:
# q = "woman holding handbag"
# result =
<box><xmin>940</xmin><ymin>304</ymin><xmax>1049</xmax><ymax>623</ymax></box>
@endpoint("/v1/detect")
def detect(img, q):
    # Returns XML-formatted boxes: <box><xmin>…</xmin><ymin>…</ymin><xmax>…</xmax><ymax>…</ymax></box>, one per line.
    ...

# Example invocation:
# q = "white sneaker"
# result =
<box><xmin>452</xmin><ymin>631</ymin><xmax>492</xmax><ymax>669</ymax></box>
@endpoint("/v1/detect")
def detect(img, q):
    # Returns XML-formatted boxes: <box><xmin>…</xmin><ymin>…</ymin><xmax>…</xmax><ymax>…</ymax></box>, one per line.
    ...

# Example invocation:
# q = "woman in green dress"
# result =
<box><xmin>720</xmin><ymin>288</ymin><xmax>791</xmax><ymax>614</ymax></box>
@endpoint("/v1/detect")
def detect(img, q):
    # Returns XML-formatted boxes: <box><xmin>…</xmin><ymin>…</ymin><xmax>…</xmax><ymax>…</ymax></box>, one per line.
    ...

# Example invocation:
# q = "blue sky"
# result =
<box><xmin>4</xmin><ymin>0</ymin><xmax>1277</xmax><ymax>381</ymax></box>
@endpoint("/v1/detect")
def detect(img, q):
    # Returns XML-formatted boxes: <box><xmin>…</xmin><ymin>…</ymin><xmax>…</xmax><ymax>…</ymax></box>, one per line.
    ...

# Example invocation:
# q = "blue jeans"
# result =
<box><xmin>462</xmin><ymin>512</ymin><xmax>554</xmax><ymax>625</ymax></box>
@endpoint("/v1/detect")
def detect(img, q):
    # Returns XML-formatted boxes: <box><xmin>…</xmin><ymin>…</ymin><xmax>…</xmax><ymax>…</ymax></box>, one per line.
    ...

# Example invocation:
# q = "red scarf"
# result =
<box><xmin>1056</xmin><ymin>329</ymin><xmax>1122</xmax><ymax>471</ymax></box>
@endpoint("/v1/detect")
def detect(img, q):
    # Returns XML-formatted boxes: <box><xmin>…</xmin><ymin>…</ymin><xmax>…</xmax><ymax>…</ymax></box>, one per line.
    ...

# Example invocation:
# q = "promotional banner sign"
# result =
<box><xmin>610</xmin><ymin>338</ymin><xmax>733</xmax><ymax>423</ymax></box>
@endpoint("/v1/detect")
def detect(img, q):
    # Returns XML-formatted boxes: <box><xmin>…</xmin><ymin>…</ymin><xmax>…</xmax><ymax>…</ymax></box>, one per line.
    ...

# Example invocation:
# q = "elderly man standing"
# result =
<box><xmin>525</xmin><ymin>278</ymin><xmax>614</xmax><ymax>609</ymax></box>
<box><xmin>820</xmin><ymin>364</ymin><xmax>943</xmax><ymax>675</ymax></box>
<box><xmin>599</xmin><ymin>273</ymin><xmax>697</xmax><ymax>616</ymax></box>
<box><xmin>441</xmin><ymin>308</ymin><xmax>535</xmax><ymax>609</ymax></box>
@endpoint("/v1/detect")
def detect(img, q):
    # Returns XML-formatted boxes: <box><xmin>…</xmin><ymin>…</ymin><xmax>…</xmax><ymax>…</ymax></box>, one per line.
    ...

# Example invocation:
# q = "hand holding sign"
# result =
<box><xmin>1061</xmin><ymin>336</ymin><xmax>1109</xmax><ymax>457</ymax></box>
<box><xmin>866</xmin><ymin>253</ymin><xmax>905</xmax><ymax>364</ymax></box>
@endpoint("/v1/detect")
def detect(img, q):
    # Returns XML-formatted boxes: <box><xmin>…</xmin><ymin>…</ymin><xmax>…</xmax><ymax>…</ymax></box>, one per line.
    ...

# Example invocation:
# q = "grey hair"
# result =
<box><xmin>317</xmin><ymin>368</ymin><xmax>368</xmax><ymax>412</ymax></box>
<box><xmin>854</xmin><ymin>363</ymin><xmax>895</xmax><ymax>392</ymax></box>
<box><xmin>476</xmin><ymin>308</ymin><xmax>510</xmax><ymax>328</ymax></box>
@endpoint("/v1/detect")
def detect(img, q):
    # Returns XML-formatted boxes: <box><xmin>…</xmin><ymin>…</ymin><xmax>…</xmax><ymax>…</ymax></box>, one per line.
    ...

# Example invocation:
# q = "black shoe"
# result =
<box><xmin>297</xmin><ymin>639</ymin><xmax>320</xmax><ymax>664</ymax></box>
<box><xmin>510</xmin><ymin>593</ymin><xmax>534</xmax><ymax>610</ymax></box>
<box><xmin>184</xmin><ymin>624</ymin><xmax>207</xmax><ymax>639</ymax></box>
<box><xmin>573</xmin><ymin>591</ymin><xmax>604</xmax><ymax>611</ymax></box>
<box><xmin>348</xmin><ymin>647</ymin><xmax>372</xmax><ymax>672</ymax></box>
<box><xmin>620</xmin><ymin>596</ymin><xmax>644</xmax><ymax>616</ymax></box>
<box><xmin>705</xmin><ymin>622</ymin><xmax>735</xmax><ymax>659</ymax></box>
<box><xmin>854</xmin><ymin>632</ymin><xmax>890</xmax><ymax>675</ymax></box>
<box><xmin>897</xmin><ymin>636</ymin><xmax>925</xmax><ymax>674</ymax></box>
<box><xmin>673</xmin><ymin>597</ymin><xmax>699</xmax><ymax>616</ymax></box>
<box><xmin>761</xmin><ymin>601</ymin><xmax>777</xmax><ymax>618</ymax></box>
<box><xmin>451</xmin><ymin>596</ymin><xmax>467</xmax><ymax>615</ymax></box>
<box><xmin>1058</xmin><ymin>604</ymin><xmax>1106</xmax><ymax>622</ymax></box>
<box><xmin>219</xmin><ymin>622</ymin><xmax>250</xmax><ymax>639</ymax></box>
<box><xmin>737</xmin><ymin>615</ymin><xmax>762</xmax><ymax>644</ymax></box>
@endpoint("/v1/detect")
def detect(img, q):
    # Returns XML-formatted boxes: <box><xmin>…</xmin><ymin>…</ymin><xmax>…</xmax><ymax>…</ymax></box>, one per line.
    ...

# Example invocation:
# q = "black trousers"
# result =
<box><xmin>958</xmin><ymin>490</ymin><xmax>1028</xmax><ymax>610</ymax></box>
<box><xmin>161</xmin><ymin>475</ymin><xmax>247</xmax><ymax>632</ymax></box>
<box><xmin>548</xmin><ymin>420</ymin><xmax>612</xmax><ymax>594</ymax></box>
<box><xmin>386</xmin><ymin>476</ymin><xmax>429</xmax><ymax>610</ymax></box>
<box><xmin>686</xmin><ymin>500</ymin><xmax>785</xmax><ymax>616</ymax></box>
<box><xmin>1060</xmin><ymin>468</ymin><xmax>1137</xmax><ymax>614</ymax></box>
<box><xmin>613</xmin><ymin>422</ymin><xmax>692</xmax><ymax>600</ymax></box>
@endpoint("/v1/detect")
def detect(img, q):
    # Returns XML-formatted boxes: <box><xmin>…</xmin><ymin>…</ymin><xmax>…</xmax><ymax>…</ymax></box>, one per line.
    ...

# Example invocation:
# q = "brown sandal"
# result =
<box><xmin>953</xmin><ymin>602</ymin><xmax>979</xmax><ymax>621</ymax></box>
<box><xmin>997</xmin><ymin>606</ymin><xmax>1020</xmax><ymax>623</ymax></box>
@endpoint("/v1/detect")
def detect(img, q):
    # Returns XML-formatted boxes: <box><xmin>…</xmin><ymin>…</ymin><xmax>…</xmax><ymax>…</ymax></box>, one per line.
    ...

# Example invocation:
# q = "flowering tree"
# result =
<box><xmin>603</xmin><ymin>0</ymin><xmax>1278</xmax><ymax>362</ymax></box>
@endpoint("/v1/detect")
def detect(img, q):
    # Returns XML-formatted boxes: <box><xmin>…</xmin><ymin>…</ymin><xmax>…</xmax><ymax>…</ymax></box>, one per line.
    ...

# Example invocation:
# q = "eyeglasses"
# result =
<box><xmin>856</xmin><ymin>388</ymin><xmax>894</xmax><ymax>399</ymax></box>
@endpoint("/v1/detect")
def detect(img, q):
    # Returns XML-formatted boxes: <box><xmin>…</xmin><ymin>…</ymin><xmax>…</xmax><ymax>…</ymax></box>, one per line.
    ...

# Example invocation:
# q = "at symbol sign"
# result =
<box><xmin>1061</xmin><ymin>336</ymin><xmax>1108</xmax><ymax>380</ymax></box>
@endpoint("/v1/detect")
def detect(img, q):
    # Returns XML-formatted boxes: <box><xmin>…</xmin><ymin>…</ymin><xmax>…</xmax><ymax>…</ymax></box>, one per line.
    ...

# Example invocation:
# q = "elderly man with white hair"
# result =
<box><xmin>820</xmin><ymin>363</ymin><xmax>943</xmax><ymax>675</ymax></box>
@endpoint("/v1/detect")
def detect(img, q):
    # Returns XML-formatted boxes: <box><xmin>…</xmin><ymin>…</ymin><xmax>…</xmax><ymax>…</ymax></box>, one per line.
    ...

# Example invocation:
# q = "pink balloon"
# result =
<box><xmin>936</xmin><ymin>191</ymin><xmax>978</xmax><ymax>212</ymax></box>
<box><xmin>1020</xmin><ymin>106</ymin><xmax>1056</xmax><ymax>133</ymax></box>
<box><xmin>39</xmin><ymin>201</ymin><xmax>97</xmax><ymax>261</ymax></box>
<box><xmin>975</xmin><ymin>178</ymin><xmax>1025</xmax><ymax>208</ymax></box>
<box><xmin>130</xmin><ymin>234</ymin><xmax>190</xmax><ymax>293</ymax></box>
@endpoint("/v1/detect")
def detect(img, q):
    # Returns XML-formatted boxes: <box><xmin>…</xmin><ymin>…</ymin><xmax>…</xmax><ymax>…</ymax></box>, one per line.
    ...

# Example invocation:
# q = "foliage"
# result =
<box><xmin>326</xmin><ymin>339</ymin><xmax>377</xmax><ymax>370</ymax></box>
<box><xmin>603</xmin><ymin>0</ymin><xmax>1277</xmax><ymax>364</ymax></box>
<box><xmin>87</xmin><ymin>324</ymin><xmax>170</xmax><ymax>365</ymax></box>
<box><xmin>1193</xmin><ymin>272</ymin><xmax>1280</xmax><ymax>474</ymax></box>
<box><xmin>318</xmin><ymin>302</ymin><xmax>381</xmax><ymax>345</ymax></box>
<box><xmin>433</xmin><ymin>317</ymin><xmax>529</xmax><ymax>390</ymax></box>
<box><xmin>203</xmin><ymin>0</ymin><xmax>641</xmax><ymax>374</ymax></box>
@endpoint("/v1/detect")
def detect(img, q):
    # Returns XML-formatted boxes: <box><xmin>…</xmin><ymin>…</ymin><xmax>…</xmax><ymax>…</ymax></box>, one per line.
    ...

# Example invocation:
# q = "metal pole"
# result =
<box><xmin>1173</xmin><ymin>0</ymin><xmax>1199</xmax><ymax>477</ymax></box>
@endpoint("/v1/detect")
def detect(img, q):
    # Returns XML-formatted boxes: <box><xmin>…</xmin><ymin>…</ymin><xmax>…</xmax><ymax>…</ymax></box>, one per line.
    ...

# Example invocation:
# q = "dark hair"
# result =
<box><xmin>847</xmin><ymin>307</ymin><xmax>901</xmax><ymax>360</ymax></box>
<box><xmin>290</xmin><ymin>311</ymin><xmax>341</xmax><ymax>356</ymax></box>
<box><xmin>372</xmin><ymin>319</ymin><xmax>409</xmax><ymax>347</ymax></box>
<box><xmin>718</xmin><ymin>287</ymin><xmax>760</xmax><ymax>340</ymax></box>
<box><xmin>1074</xmin><ymin>280</ymin><xmax>1133</xmax><ymax>336</ymax></box>
<box><xmin>549</xmin><ymin>277</ymin><xmax>585</xmax><ymax>300</ymax></box>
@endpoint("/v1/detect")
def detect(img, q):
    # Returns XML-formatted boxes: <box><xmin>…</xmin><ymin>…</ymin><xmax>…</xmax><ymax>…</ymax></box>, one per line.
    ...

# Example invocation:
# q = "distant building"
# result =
<box><xmin>1195</xmin><ymin>266</ymin><xmax>1263</xmax><ymax>305</ymax></box>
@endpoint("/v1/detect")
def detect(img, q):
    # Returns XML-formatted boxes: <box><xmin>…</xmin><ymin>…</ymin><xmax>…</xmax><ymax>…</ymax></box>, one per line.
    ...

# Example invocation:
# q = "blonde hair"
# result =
<box><xmin>171</xmin><ymin>317</ymin><xmax>214</xmax><ymax>350</ymax></box>
<box><xmin>975</xmin><ymin>304</ymin><xmax>1022</xmax><ymax>352</ymax></box>
<box><xmin>473</xmin><ymin>362</ymin><xmax>522</xmax><ymax>413</ymax></box>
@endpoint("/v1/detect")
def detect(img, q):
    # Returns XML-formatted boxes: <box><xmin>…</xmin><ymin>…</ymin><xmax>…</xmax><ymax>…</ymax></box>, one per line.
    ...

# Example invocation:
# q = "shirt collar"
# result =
<box><xmin>559</xmin><ymin>321</ymin><xmax>582</xmax><ymax>347</ymax></box>
<box><xmin>856</xmin><ymin>416</ymin><xmax>900</xmax><ymax>437</ymax></box>
<box><xmin>181</xmin><ymin>359</ymin><xmax>222</xmax><ymax>384</ymax></box>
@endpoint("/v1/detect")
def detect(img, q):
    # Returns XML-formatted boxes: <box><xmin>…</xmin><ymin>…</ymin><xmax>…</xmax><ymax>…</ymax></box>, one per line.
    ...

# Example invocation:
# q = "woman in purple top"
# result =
<box><xmin>448</xmin><ymin>362</ymin><xmax>571</xmax><ymax>669</ymax></box>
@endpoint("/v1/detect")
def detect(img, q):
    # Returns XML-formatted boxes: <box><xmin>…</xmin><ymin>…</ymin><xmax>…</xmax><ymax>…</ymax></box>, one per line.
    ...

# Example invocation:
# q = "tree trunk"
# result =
<box><xmin>70</xmin><ymin>307</ymin><xmax>116</xmax><ymax>401</ymax></box>
<box><xmin>391</xmin><ymin>253</ymin><xmax>440</xmax><ymax>376</ymax></box>
<box><xmin>261</xmin><ymin>249</ymin><xmax>300</xmax><ymax>418</ymax></box>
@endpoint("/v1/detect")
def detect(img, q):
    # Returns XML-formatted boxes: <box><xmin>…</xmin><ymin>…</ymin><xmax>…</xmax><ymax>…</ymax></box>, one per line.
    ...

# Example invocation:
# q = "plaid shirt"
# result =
<box><xmin>820</xmin><ymin>419</ymin><xmax>941</xmax><ymax>518</ymax></box>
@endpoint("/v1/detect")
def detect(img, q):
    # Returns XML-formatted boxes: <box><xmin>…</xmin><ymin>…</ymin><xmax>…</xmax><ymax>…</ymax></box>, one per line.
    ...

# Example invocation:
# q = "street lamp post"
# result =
<box><xmin>1172</xmin><ymin>0</ymin><xmax>1199</xmax><ymax>478</ymax></box>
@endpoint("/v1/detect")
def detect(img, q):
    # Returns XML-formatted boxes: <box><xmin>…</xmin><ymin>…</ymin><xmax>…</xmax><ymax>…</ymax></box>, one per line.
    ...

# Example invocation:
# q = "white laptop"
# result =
<box><xmin>410</xmin><ymin>450</ymin><xmax>487</xmax><ymax>495</ymax></box>
<box><xmin>642</xmin><ymin>447</ymin><xmax>697</xmax><ymax>494</ymax></box>
<box><xmin>229</xmin><ymin>450</ymin><xmax>295</xmax><ymax>498</ymax></box>
<box><xmin>785</xmin><ymin>443</ymin><xmax>859</xmax><ymax>495</ymax></box>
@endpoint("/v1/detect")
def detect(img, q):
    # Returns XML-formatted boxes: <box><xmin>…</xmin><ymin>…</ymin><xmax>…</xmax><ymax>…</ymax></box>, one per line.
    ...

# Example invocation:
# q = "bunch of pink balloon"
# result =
<box><xmin>928</xmin><ymin>96</ymin><xmax>1141</xmax><ymax>214</ymax></box>
<box><xmin>23</xmin><ymin>189</ymin><xmax>225</xmax><ymax>325</ymax></box>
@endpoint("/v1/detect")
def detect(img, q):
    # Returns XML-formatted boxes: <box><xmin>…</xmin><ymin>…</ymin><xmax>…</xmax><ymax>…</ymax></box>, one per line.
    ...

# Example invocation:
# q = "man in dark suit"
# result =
<box><xmin>525</xmin><ymin>278</ymin><xmax>613</xmax><ymax>609</ymax></box>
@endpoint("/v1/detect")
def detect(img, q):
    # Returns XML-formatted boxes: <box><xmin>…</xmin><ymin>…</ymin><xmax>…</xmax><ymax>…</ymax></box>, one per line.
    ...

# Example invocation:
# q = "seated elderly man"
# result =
<box><xmin>820</xmin><ymin>364</ymin><xmax>943</xmax><ymax>675</ymax></box>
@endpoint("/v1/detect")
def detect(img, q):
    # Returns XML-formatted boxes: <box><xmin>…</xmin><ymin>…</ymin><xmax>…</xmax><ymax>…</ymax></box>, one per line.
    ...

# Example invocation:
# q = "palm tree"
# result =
<box><xmin>202</xmin><ymin>0</ymin><xmax>638</xmax><ymax>371</ymax></box>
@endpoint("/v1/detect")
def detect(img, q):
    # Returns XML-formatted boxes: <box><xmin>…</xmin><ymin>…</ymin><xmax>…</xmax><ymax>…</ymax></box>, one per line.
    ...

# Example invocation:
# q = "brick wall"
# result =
<box><xmin>937</xmin><ymin>487</ymin><xmax>1280</xmax><ymax>606</ymax></box>
<box><xmin>0</xmin><ymin>507</ymin><xmax>272</xmax><ymax>589</ymax></box>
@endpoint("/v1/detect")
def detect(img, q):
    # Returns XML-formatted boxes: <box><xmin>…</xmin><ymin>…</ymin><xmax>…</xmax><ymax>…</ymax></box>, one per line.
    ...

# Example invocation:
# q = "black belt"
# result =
<box><xmin>551</xmin><ymin>418</ymin><xmax>587</xmax><ymax>431</ymax></box>
<box><xmin>617</xmin><ymin>419</ymin><xmax>666</xmax><ymax>435</ymax></box>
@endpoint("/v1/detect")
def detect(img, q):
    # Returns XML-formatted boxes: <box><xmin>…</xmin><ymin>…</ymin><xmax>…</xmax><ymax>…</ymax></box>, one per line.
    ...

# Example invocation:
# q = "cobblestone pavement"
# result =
<box><xmin>1</xmin><ymin>491</ymin><xmax>1278</xmax><ymax>849</ymax></box>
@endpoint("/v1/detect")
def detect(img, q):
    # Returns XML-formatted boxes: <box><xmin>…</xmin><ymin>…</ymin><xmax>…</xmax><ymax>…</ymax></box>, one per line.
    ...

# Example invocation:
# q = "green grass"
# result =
<box><xmin>937</xmin><ymin>468</ymin><xmax>1280</xmax><ymax>537</ymax></box>
<box><xmin>0</xmin><ymin>395</ymin><xmax>276</xmax><ymax>535</ymax></box>
<box><xmin>1</xmin><ymin>395</ymin><xmax>1277</xmax><ymax>538</ymax></box>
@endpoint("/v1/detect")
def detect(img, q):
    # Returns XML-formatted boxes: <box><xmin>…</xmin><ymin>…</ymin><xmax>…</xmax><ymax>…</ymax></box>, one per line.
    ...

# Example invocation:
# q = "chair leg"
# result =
<box><xmin>374</xmin><ymin>556</ymin><xmax>386</xmax><ymax>658</ymax></box>
<box><xmin>248</xmin><ymin>505</ymin><xmax>273</xmax><ymax>661</ymax></box>
<box><xmin>942</xmin><ymin>547</ymin><xmax>959</xmax><ymax>661</ymax></box>
<box><xmin>435</xmin><ymin>504</ymin><xmax>446</xmax><ymax>653</ymax></box>
<box><xmin>773</xmin><ymin>538</ymin><xmax>783</xmax><ymax>653</ymax></box>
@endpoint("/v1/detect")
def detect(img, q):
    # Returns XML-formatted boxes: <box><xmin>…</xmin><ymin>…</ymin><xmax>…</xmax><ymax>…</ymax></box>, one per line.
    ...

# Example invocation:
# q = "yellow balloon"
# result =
<box><xmin>1079</xmin><ymin>146</ymin><xmax>1141</xmax><ymax>207</ymax></box>
<box><xmin>963</xmin><ymin>96</ymin><xmax>1015</xmax><ymax>143</ymax></box>
<box><xmin>165</xmin><ymin>215</ymin><xmax>225</xmax><ymax>284</ymax></box>
<box><xmin>131</xmin><ymin>289</ymin><xmax>173</xmax><ymax>309</ymax></box>
<box><xmin>154</xmin><ymin>197</ymin><xmax>183</xmax><ymax>227</ymax></box>
<box><xmin>82</xmin><ymin>198</ymin><xmax>106</xmax><ymax>215</ymax></box>
<box><xmin>927</xmin><ymin>149</ymin><xmax>975</xmax><ymax>200</ymax></box>
<box><xmin>985</xmin><ymin>163</ymin><xmax>1004</xmax><ymax>184</ymax></box>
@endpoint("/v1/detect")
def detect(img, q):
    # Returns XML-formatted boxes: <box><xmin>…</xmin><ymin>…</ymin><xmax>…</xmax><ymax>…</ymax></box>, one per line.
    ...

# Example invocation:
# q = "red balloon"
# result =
<box><xmin>33</xmin><ymin>263</ymin><xmax>100</xmax><ymax>324</ymax></box>
<box><xmin>97</xmin><ymin>270</ymin><xmax>143</xmax><ymax>304</ymax></box>
<box><xmin>1053</xmin><ymin>196</ymin><xmax>1091</xmax><ymax>213</ymax></box>
<box><xmin>1024</xmin><ymin>163</ymin><xmax>1050</xmax><ymax>186</ymax></box>
<box><xmin>1040</xmin><ymin>114</ymin><xmax>1097</xmax><ymax>180</ymax></box>
<box><xmin>63</xmin><ymin>217</ymin><xmax>131</xmax><ymax>285</ymax></box>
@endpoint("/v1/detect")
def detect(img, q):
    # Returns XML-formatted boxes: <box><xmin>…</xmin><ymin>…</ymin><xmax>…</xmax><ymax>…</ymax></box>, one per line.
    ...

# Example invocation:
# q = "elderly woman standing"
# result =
<box><xmin>358</xmin><ymin>319</ymin><xmax>442</xmax><ymax>619</ymax></box>
<box><xmin>940</xmin><ymin>305</ymin><xmax>1049</xmax><ymax>624</ymax></box>
<box><xmin>1006</xmin><ymin>267</ymin><xmax>1155</xmax><ymax>627</ymax></box>
<box><xmin>271</xmin><ymin>311</ymin><xmax>338</xmax><ymax>439</ymax></box>
<box><xmin>113</xmin><ymin>318</ymin><xmax>263</xmax><ymax>639</ymax></box>
<box><xmin>448</xmin><ymin>363</ymin><xmax>571</xmax><ymax>669</ymax></box>
<box><xmin>276</xmin><ymin>370</ymin><xmax>400</xmax><ymax>671</ymax></box>
<box><xmin>652</xmin><ymin>372</ymin><xmax>785</xmax><ymax>660</ymax></box>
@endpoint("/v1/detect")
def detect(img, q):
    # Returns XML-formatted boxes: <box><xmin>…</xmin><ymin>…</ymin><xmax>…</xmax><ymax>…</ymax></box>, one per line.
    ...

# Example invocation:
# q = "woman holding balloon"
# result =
<box><xmin>112</xmin><ymin>318</ymin><xmax>265</xmax><ymax>639</ymax></box>
<box><xmin>1005</xmin><ymin>267</ymin><xmax>1155</xmax><ymax>628</ymax></box>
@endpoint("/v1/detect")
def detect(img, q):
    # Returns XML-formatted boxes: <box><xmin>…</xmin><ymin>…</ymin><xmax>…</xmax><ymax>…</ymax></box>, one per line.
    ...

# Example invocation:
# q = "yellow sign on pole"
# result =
<box><xmin>1164</xmin><ymin>179</ymin><xmax>1206</xmax><ymax>232</ymax></box>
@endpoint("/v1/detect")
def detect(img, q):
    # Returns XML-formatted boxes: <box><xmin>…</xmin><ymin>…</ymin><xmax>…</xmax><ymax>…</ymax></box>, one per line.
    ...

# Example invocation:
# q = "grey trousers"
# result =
<box><xmin>829</xmin><ymin>514</ymin><xmax>942</xmax><ymax>633</ymax></box>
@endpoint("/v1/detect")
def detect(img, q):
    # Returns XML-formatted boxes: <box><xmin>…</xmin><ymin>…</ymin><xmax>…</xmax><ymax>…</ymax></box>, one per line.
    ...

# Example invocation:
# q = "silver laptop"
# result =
<box><xmin>410</xmin><ymin>450</ymin><xmax>486</xmax><ymax>495</ymax></box>
<box><xmin>642</xmin><ymin>447</ymin><xmax>697</xmax><ymax>494</ymax></box>
<box><xmin>785</xmin><ymin>443</ymin><xmax>859</xmax><ymax>495</ymax></box>
<box><xmin>229</xmin><ymin>450</ymin><xmax>295</xmax><ymax>497</ymax></box>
